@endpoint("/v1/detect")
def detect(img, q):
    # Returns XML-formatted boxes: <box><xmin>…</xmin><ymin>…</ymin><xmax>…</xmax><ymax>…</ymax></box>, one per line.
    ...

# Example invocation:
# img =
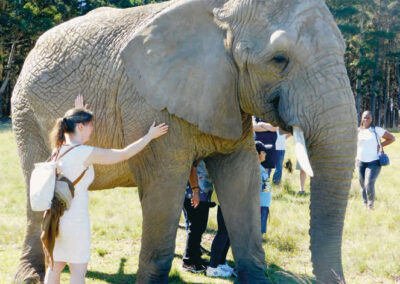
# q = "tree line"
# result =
<box><xmin>327</xmin><ymin>0</ymin><xmax>400</xmax><ymax>128</ymax></box>
<box><xmin>1</xmin><ymin>0</ymin><xmax>400</xmax><ymax>128</ymax></box>
<box><xmin>0</xmin><ymin>0</ymin><xmax>168</xmax><ymax>118</ymax></box>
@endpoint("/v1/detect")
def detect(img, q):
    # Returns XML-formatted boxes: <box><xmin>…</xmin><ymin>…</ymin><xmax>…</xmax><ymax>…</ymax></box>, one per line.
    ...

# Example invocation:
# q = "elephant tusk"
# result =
<box><xmin>293</xmin><ymin>126</ymin><xmax>314</xmax><ymax>177</ymax></box>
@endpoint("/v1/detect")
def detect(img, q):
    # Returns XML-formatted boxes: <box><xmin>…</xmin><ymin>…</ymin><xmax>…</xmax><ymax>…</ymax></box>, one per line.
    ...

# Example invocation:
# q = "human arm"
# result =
<box><xmin>380</xmin><ymin>131</ymin><xmax>395</xmax><ymax>148</ymax></box>
<box><xmin>253</xmin><ymin>120</ymin><xmax>266</xmax><ymax>132</ymax></box>
<box><xmin>188</xmin><ymin>166</ymin><xmax>200</xmax><ymax>208</ymax></box>
<box><xmin>253</xmin><ymin>121</ymin><xmax>278</xmax><ymax>132</ymax></box>
<box><xmin>84</xmin><ymin>122</ymin><xmax>168</xmax><ymax>166</ymax></box>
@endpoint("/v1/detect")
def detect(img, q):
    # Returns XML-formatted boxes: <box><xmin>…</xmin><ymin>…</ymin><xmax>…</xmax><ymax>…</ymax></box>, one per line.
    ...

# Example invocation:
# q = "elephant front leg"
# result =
<box><xmin>135</xmin><ymin>162</ymin><xmax>192</xmax><ymax>284</ymax></box>
<box><xmin>206</xmin><ymin>148</ymin><xmax>270</xmax><ymax>284</ymax></box>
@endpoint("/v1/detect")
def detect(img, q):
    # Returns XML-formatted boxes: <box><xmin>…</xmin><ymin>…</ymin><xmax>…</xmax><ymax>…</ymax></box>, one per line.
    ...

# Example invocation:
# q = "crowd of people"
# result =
<box><xmin>179</xmin><ymin>111</ymin><xmax>396</xmax><ymax>279</ymax></box>
<box><xmin>42</xmin><ymin>95</ymin><xmax>395</xmax><ymax>283</ymax></box>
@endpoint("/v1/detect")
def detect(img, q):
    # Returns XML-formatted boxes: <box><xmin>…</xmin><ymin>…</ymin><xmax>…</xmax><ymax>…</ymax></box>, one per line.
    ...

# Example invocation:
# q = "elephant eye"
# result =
<box><xmin>271</xmin><ymin>53</ymin><xmax>290</xmax><ymax>73</ymax></box>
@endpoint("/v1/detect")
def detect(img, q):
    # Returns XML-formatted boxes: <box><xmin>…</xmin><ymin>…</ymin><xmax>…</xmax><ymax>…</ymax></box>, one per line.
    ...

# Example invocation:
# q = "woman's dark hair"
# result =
<box><xmin>49</xmin><ymin>108</ymin><xmax>93</xmax><ymax>149</ymax></box>
<box><xmin>360</xmin><ymin>110</ymin><xmax>375</xmax><ymax>128</ymax></box>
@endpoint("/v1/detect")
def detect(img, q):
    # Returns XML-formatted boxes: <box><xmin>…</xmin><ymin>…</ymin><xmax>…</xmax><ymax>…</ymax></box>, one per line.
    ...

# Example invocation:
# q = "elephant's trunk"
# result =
<box><xmin>308</xmin><ymin>99</ymin><xmax>358</xmax><ymax>283</ymax></box>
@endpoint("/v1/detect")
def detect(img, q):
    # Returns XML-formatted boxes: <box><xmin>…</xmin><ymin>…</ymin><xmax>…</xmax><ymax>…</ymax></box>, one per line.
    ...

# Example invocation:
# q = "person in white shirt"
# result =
<box><xmin>357</xmin><ymin>110</ymin><xmax>395</xmax><ymax>210</ymax></box>
<box><xmin>44</xmin><ymin>96</ymin><xmax>168</xmax><ymax>284</ymax></box>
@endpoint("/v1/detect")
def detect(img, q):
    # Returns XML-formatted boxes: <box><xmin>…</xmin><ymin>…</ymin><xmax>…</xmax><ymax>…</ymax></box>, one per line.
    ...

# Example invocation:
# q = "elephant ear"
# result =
<box><xmin>120</xmin><ymin>0</ymin><xmax>242</xmax><ymax>140</ymax></box>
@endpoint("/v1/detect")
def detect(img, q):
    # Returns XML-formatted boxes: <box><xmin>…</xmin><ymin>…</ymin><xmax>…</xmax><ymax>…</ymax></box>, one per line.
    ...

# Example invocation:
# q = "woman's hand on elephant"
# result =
<box><xmin>74</xmin><ymin>94</ymin><xmax>90</xmax><ymax>110</ymax></box>
<box><xmin>147</xmin><ymin>122</ymin><xmax>169</xmax><ymax>140</ymax></box>
<box><xmin>191</xmin><ymin>192</ymin><xmax>200</xmax><ymax>208</ymax></box>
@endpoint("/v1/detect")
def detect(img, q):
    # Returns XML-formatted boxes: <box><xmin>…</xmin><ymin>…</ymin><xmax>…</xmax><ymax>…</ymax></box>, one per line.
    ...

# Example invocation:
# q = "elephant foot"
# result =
<box><xmin>13</xmin><ymin>261</ymin><xmax>44</xmax><ymax>284</ymax></box>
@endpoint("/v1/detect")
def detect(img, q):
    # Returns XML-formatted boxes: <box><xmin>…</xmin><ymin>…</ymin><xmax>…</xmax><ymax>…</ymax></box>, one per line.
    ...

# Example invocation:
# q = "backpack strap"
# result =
<box><xmin>72</xmin><ymin>168</ymin><xmax>88</xmax><ymax>186</ymax></box>
<box><xmin>54</xmin><ymin>145</ymin><xmax>89</xmax><ymax>186</ymax></box>
<box><xmin>55</xmin><ymin>145</ymin><xmax>81</xmax><ymax>161</ymax></box>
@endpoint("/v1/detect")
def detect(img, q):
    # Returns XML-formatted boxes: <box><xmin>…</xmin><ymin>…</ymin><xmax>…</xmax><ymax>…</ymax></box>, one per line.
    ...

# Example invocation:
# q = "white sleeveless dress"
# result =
<box><xmin>52</xmin><ymin>144</ymin><xmax>94</xmax><ymax>263</ymax></box>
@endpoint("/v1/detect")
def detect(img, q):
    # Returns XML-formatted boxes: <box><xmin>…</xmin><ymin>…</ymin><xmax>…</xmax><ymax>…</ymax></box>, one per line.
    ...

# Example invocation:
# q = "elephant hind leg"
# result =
<box><xmin>12</xmin><ymin>98</ymin><xmax>51</xmax><ymax>283</ymax></box>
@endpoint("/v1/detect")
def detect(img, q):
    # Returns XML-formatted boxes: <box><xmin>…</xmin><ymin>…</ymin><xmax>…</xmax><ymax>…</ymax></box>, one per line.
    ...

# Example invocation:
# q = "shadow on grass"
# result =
<box><xmin>178</xmin><ymin>223</ymin><xmax>218</xmax><ymax>237</ymax></box>
<box><xmin>204</xmin><ymin>227</ymin><xmax>217</xmax><ymax>235</ymax></box>
<box><xmin>61</xmin><ymin>257</ymin><xmax>315</xmax><ymax>283</ymax></box>
<box><xmin>63</xmin><ymin>258</ymin><xmax>137</xmax><ymax>283</ymax></box>
<box><xmin>62</xmin><ymin>257</ymin><xmax>189</xmax><ymax>283</ymax></box>
<box><xmin>174</xmin><ymin>252</ymin><xmax>183</xmax><ymax>259</ymax></box>
<box><xmin>266</xmin><ymin>263</ymin><xmax>316</xmax><ymax>284</ymax></box>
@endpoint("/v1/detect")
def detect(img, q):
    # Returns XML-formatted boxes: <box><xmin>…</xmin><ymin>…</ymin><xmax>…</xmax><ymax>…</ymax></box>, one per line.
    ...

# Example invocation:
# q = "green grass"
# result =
<box><xmin>1</xmin><ymin>121</ymin><xmax>399</xmax><ymax>283</ymax></box>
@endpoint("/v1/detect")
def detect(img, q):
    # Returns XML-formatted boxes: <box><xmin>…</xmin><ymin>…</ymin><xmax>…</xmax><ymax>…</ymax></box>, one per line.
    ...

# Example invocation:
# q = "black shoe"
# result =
<box><xmin>199</xmin><ymin>258</ymin><xmax>209</xmax><ymax>267</ymax></box>
<box><xmin>182</xmin><ymin>263</ymin><xmax>206</xmax><ymax>273</ymax></box>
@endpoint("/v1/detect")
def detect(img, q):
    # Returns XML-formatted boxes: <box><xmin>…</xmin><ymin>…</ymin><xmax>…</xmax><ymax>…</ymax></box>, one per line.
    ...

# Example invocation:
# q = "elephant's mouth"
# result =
<box><xmin>264</xmin><ymin>88</ymin><xmax>292</xmax><ymax>133</ymax></box>
<box><xmin>263</xmin><ymin>87</ymin><xmax>314</xmax><ymax>176</ymax></box>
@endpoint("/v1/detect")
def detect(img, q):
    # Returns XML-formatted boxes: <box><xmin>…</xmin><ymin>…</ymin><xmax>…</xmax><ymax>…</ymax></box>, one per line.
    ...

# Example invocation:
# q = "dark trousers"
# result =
<box><xmin>183</xmin><ymin>198</ymin><xmax>210</xmax><ymax>265</ymax></box>
<box><xmin>209</xmin><ymin>206</ymin><xmax>230</xmax><ymax>268</ymax></box>
<box><xmin>272</xmin><ymin>150</ymin><xmax>285</xmax><ymax>185</ymax></box>
<box><xmin>357</xmin><ymin>159</ymin><xmax>381</xmax><ymax>206</ymax></box>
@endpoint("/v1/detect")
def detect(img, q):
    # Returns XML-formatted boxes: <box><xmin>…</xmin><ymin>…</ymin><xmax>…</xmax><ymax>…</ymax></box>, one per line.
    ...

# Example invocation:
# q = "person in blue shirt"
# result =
<box><xmin>182</xmin><ymin>161</ymin><xmax>214</xmax><ymax>273</ymax></box>
<box><xmin>255</xmin><ymin>141</ymin><xmax>272</xmax><ymax>235</ymax></box>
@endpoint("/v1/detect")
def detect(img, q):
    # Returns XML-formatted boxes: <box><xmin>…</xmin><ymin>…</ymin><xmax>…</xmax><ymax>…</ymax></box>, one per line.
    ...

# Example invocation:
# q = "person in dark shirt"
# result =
<box><xmin>182</xmin><ymin>161</ymin><xmax>214</xmax><ymax>273</ymax></box>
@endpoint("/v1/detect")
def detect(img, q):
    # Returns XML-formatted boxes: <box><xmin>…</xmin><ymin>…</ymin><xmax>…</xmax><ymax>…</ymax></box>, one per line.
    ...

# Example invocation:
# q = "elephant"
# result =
<box><xmin>11</xmin><ymin>0</ymin><xmax>358</xmax><ymax>283</ymax></box>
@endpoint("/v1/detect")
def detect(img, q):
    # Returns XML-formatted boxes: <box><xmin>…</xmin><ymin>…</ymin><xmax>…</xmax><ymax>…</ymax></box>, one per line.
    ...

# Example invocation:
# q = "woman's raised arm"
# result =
<box><xmin>85</xmin><ymin>122</ymin><xmax>168</xmax><ymax>166</ymax></box>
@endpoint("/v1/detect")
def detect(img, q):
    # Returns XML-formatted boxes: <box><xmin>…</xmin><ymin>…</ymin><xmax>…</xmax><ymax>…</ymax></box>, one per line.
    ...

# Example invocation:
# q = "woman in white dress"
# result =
<box><xmin>357</xmin><ymin>110</ymin><xmax>395</xmax><ymax>210</ymax></box>
<box><xmin>44</xmin><ymin>95</ymin><xmax>168</xmax><ymax>284</ymax></box>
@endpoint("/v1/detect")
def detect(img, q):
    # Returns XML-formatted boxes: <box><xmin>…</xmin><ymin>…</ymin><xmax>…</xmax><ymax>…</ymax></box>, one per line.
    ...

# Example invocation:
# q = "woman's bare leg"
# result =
<box><xmin>69</xmin><ymin>263</ymin><xmax>88</xmax><ymax>284</ymax></box>
<box><xmin>44</xmin><ymin>262</ymin><xmax>66</xmax><ymax>284</ymax></box>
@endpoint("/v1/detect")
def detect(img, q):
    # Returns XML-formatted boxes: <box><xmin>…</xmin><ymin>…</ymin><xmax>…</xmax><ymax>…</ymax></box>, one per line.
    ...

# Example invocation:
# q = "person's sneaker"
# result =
<box><xmin>218</xmin><ymin>263</ymin><xmax>234</xmax><ymax>273</ymax></box>
<box><xmin>182</xmin><ymin>263</ymin><xmax>206</xmax><ymax>273</ymax></box>
<box><xmin>218</xmin><ymin>263</ymin><xmax>237</xmax><ymax>277</ymax></box>
<box><xmin>298</xmin><ymin>189</ymin><xmax>305</xmax><ymax>195</ymax></box>
<box><xmin>206</xmin><ymin>266</ymin><xmax>232</xmax><ymax>278</ymax></box>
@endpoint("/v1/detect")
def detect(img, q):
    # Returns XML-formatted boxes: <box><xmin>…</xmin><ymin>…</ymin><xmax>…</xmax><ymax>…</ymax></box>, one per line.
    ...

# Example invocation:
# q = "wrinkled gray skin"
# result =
<box><xmin>12</xmin><ymin>0</ymin><xmax>357</xmax><ymax>283</ymax></box>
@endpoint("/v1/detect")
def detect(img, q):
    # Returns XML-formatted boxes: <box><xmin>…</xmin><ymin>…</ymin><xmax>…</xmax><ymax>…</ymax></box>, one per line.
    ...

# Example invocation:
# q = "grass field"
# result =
<box><xmin>1</xmin><ymin>120</ymin><xmax>399</xmax><ymax>284</ymax></box>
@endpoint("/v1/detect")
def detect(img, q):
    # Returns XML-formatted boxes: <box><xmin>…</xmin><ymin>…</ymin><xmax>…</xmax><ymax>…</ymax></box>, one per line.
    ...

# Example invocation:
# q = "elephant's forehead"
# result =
<box><xmin>256</xmin><ymin>1</ymin><xmax>345</xmax><ymax>55</ymax></box>
<box><xmin>235</xmin><ymin>1</ymin><xmax>344</xmax><ymax>61</ymax></box>
<box><xmin>250</xmin><ymin>0</ymin><xmax>325</xmax><ymax>21</ymax></box>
